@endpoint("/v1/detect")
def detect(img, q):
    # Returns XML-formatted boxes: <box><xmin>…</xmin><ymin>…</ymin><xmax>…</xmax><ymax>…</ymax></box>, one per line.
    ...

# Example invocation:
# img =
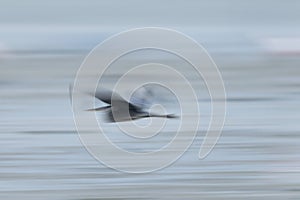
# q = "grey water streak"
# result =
<box><xmin>0</xmin><ymin>51</ymin><xmax>300</xmax><ymax>200</ymax></box>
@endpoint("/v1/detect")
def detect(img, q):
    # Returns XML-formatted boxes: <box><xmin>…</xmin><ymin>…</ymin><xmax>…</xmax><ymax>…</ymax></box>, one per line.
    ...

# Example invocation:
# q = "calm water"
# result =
<box><xmin>1</xmin><ymin>52</ymin><xmax>300</xmax><ymax>199</ymax></box>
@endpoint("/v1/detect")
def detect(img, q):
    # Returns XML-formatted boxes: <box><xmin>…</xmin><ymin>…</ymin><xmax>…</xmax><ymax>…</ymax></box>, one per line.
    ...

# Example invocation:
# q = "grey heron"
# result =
<box><xmin>70</xmin><ymin>86</ymin><xmax>178</xmax><ymax>123</ymax></box>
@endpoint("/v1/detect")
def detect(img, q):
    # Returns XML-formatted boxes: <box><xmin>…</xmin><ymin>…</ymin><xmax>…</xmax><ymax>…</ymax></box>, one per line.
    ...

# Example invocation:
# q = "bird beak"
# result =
<box><xmin>85</xmin><ymin>106</ymin><xmax>111</xmax><ymax>112</ymax></box>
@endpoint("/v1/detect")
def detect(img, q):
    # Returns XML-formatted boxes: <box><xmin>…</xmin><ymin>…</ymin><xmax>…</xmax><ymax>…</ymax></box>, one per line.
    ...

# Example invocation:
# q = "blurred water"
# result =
<box><xmin>1</xmin><ymin>0</ymin><xmax>300</xmax><ymax>198</ymax></box>
<box><xmin>0</xmin><ymin>49</ymin><xmax>300</xmax><ymax>199</ymax></box>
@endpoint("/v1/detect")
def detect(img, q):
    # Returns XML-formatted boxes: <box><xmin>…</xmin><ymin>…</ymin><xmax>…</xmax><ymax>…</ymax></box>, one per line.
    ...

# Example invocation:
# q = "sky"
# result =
<box><xmin>0</xmin><ymin>0</ymin><xmax>299</xmax><ymax>52</ymax></box>
<box><xmin>0</xmin><ymin>0</ymin><xmax>299</xmax><ymax>27</ymax></box>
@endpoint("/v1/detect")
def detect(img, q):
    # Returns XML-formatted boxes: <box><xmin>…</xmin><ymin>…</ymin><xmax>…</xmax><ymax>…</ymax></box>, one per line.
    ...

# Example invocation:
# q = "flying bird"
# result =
<box><xmin>70</xmin><ymin>86</ymin><xmax>178</xmax><ymax>123</ymax></box>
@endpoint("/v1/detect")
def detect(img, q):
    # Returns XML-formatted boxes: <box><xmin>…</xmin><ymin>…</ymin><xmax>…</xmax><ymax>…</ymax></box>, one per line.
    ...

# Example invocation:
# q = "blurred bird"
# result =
<box><xmin>70</xmin><ymin>86</ymin><xmax>178</xmax><ymax>123</ymax></box>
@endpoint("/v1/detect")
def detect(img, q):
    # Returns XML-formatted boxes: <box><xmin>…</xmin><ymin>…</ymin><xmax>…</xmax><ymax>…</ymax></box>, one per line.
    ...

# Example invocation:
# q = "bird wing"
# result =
<box><xmin>130</xmin><ymin>86</ymin><xmax>154</xmax><ymax>110</ymax></box>
<box><xmin>94</xmin><ymin>88</ymin><xmax>125</xmax><ymax>105</ymax></box>
<box><xmin>69</xmin><ymin>84</ymin><xmax>144</xmax><ymax>114</ymax></box>
<box><xmin>93</xmin><ymin>88</ymin><xmax>143</xmax><ymax>113</ymax></box>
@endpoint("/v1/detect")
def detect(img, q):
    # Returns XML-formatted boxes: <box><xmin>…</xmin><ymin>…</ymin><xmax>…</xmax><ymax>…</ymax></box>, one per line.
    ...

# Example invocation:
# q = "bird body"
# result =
<box><xmin>84</xmin><ymin>87</ymin><xmax>178</xmax><ymax>123</ymax></box>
